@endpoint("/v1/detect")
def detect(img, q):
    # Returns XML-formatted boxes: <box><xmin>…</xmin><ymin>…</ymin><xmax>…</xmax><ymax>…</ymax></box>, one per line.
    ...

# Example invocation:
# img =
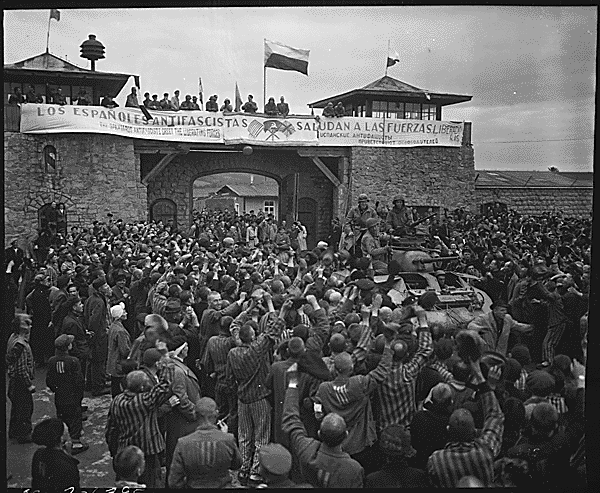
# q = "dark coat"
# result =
<box><xmin>32</xmin><ymin>447</ymin><xmax>81</xmax><ymax>493</ymax></box>
<box><xmin>410</xmin><ymin>407</ymin><xmax>451</xmax><ymax>470</ymax></box>
<box><xmin>365</xmin><ymin>462</ymin><xmax>429</xmax><ymax>488</ymax></box>
<box><xmin>61</xmin><ymin>313</ymin><xmax>90</xmax><ymax>359</ymax></box>
<box><xmin>46</xmin><ymin>352</ymin><xmax>84</xmax><ymax>404</ymax></box>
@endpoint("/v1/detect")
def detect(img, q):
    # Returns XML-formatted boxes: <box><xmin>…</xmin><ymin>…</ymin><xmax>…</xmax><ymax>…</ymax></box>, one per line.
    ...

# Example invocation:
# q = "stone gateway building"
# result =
<box><xmin>4</xmin><ymin>50</ymin><xmax>593</xmax><ymax>248</ymax></box>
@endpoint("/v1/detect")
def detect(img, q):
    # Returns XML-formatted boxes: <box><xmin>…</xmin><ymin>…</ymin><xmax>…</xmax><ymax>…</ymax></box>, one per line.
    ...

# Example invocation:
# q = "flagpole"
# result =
<box><xmin>46</xmin><ymin>12</ymin><xmax>52</xmax><ymax>54</ymax></box>
<box><xmin>385</xmin><ymin>39</ymin><xmax>390</xmax><ymax>76</ymax></box>
<box><xmin>263</xmin><ymin>66</ymin><xmax>267</xmax><ymax>111</ymax></box>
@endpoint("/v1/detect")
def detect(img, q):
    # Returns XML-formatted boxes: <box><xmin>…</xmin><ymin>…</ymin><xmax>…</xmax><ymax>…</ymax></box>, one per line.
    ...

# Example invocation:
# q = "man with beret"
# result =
<box><xmin>366</xmin><ymin>424</ymin><xmax>428</xmax><ymax>487</ymax></box>
<box><xmin>385</xmin><ymin>195</ymin><xmax>414</xmax><ymax>237</ymax></box>
<box><xmin>427</xmin><ymin>357</ymin><xmax>504</xmax><ymax>488</ymax></box>
<box><xmin>84</xmin><ymin>277</ymin><xmax>112</xmax><ymax>396</ymax></box>
<box><xmin>282</xmin><ymin>362</ymin><xmax>364</xmax><ymax>487</ymax></box>
<box><xmin>7</xmin><ymin>314</ymin><xmax>36</xmax><ymax>443</ymax></box>
<box><xmin>46</xmin><ymin>334</ymin><xmax>88</xmax><ymax>454</ymax></box>
<box><xmin>168</xmin><ymin>397</ymin><xmax>242</xmax><ymax>488</ymax></box>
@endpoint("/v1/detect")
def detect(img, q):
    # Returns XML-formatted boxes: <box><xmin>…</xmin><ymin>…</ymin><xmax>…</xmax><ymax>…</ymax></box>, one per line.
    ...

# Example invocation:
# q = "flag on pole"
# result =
<box><xmin>387</xmin><ymin>48</ymin><xmax>400</xmax><ymax>68</ymax></box>
<box><xmin>198</xmin><ymin>78</ymin><xmax>203</xmax><ymax>106</ymax></box>
<box><xmin>50</xmin><ymin>9</ymin><xmax>61</xmax><ymax>21</ymax></box>
<box><xmin>235</xmin><ymin>83</ymin><xmax>243</xmax><ymax>112</ymax></box>
<box><xmin>264</xmin><ymin>39</ymin><xmax>309</xmax><ymax>75</ymax></box>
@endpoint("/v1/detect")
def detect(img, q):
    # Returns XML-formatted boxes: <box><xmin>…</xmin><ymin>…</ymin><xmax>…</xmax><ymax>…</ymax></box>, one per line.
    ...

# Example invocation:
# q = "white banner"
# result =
<box><xmin>19</xmin><ymin>104</ymin><xmax>463</xmax><ymax>147</ymax></box>
<box><xmin>316</xmin><ymin>117</ymin><xmax>463</xmax><ymax>147</ymax></box>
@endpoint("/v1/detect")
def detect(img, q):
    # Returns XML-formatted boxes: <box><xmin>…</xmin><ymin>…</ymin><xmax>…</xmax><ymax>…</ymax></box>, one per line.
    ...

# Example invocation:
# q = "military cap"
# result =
<box><xmin>358</xmin><ymin>193</ymin><xmax>369</xmax><ymax>202</ymax></box>
<box><xmin>55</xmin><ymin>334</ymin><xmax>74</xmax><ymax>349</ymax></box>
<box><xmin>365</xmin><ymin>217</ymin><xmax>379</xmax><ymax>229</ymax></box>
<box><xmin>526</xmin><ymin>370</ymin><xmax>555</xmax><ymax>396</ymax></box>
<box><xmin>258</xmin><ymin>443</ymin><xmax>292</xmax><ymax>476</ymax></box>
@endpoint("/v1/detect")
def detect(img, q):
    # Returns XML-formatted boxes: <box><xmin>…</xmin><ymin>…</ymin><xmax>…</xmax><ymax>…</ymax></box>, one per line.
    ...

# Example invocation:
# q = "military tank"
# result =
<box><xmin>376</xmin><ymin>235</ymin><xmax>492</xmax><ymax>337</ymax></box>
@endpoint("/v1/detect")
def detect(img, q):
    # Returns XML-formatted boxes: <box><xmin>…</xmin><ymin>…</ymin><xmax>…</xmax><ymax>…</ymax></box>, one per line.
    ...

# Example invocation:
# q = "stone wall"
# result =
<box><xmin>348</xmin><ymin>144</ymin><xmax>475</xmax><ymax>212</ymax></box>
<box><xmin>146</xmin><ymin>150</ymin><xmax>333</xmax><ymax>240</ymax></box>
<box><xmin>475</xmin><ymin>187</ymin><xmax>594</xmax><ymax>217</ymax></box>
<box><xmin>4</xmin><ymin>132</ymin><xmax>147</xmax><ymax>247</ymax></box>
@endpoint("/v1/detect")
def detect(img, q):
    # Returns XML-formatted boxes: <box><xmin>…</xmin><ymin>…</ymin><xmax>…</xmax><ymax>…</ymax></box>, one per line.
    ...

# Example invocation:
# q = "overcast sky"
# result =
<box><xmin>4</xmin><ymin>6</ymin><xmax>596</xmax><ymax>171</ymax></box>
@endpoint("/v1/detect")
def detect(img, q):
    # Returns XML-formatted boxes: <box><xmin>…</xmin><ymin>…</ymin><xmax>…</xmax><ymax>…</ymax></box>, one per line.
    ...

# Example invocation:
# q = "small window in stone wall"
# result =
<box><xmin>43</xmin><ymin>145</ymin><xmax>57</xmax><ymax>172</ymax></box>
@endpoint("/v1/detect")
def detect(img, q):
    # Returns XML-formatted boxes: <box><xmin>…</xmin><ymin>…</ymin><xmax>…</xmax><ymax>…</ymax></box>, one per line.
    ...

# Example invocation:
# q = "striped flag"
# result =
<box><xmin>387</xmin><ymin>48</ymin><xmax>400</xmax><ymax>68</ymax></box>
<box><xmin>235</xmin><ymin>83</ymin><xmax>243</xmax><ymax>112</ymax></box>
<box><xmin>264</xmin><ymin>39</ymin><xmax>309</xmax><ymax>75</ymax></box>
<box><xmin>50</xmin><ymin>9</ymin><xmax>61</xmax><ymax>21</ymax></box>
<box><xmin>198</xmin><ymin>77</ymin><xmax>203</xmax><ymax>106</ymax></box>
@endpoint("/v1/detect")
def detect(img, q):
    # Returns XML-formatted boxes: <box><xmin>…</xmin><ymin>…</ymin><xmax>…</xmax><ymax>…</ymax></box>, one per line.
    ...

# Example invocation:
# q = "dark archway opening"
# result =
<box><xmin>38</xmin><ymin>202</ymin><xmax>67</xmax><ymax>237</ymax></box>
<box><xmin>151</xmin><ymin>198</ymin><xmax>178</xmax><ymax>228</ymax></box>
<box><xmin>298</xmin><ymin>197</ymin><xmax>317</xmax><ymax>250</ymax></box>
<box><xmin>481</xmin><ymin>201</ymin><xmax>508</xmax><ymax>216</ymax></box>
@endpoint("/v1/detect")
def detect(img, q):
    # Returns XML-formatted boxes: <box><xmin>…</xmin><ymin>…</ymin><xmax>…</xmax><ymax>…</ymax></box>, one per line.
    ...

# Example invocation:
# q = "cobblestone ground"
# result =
<box><xmin>6</xmin><ymin>367</ymin><xmax>244</xmax><ymax>489</ymax></box>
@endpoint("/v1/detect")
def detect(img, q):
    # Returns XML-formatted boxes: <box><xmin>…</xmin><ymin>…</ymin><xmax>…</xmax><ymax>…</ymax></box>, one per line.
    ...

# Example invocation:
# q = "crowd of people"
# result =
<box><xmin>5</xmin><ymin>194</ymin><xmax>589</xmax><ymax>489</ymax></box>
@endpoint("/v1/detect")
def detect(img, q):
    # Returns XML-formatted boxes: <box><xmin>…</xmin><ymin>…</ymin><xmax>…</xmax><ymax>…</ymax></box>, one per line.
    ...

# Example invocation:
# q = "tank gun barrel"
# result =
<box><xmin>412</xmin><ymin>255</ymin><xmax>460</xmax><ymax>265</ymax></box>
<box><xmin>408</xmin><ymin>213</ymin><xmax>437</xmax><ymax>229</ymax></box>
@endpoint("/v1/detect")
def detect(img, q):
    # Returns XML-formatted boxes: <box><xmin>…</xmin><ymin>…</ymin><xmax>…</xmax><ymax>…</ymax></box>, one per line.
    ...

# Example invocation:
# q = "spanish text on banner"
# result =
<box><xmin>19</xmin><ymin>104</ymin><xmax>464</xmax><ymax>147</ymax></box>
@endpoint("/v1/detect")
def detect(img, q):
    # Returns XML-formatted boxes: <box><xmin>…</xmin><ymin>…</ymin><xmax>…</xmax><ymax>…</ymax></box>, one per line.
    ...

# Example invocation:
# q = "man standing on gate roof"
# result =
<box><xmin>386</xmin><ymin>195</ymin><xmax>414</xmax><ymax>236</ymax></box>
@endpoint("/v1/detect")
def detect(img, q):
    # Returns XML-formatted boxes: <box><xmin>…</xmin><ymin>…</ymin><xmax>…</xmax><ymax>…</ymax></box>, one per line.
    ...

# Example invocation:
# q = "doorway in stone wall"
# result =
<box><xmin>151</xmin><ymin>198</ymin><xmax>177</xmax><ymax>228</ymax></box>
<box><xmin>298</xmin><ymin>197</ymin><xmax>318</xmax><ymax>250</ymax></box>
<box><xmin>38</xmin><ymin>202</ymin><xmax>67</xmax><ymax>237</ymax></box>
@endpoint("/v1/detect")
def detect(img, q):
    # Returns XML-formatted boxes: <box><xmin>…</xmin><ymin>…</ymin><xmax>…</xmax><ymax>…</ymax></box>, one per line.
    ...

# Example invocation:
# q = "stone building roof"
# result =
<box><xmin>475</xmin><ymin>170</ymin><xmax>593</xmax><ymax>188</ymax></box>
<box><xmin>215</xmin><ymin>183</ymin><xmax>278</xmax><ymax>197</ymax></box>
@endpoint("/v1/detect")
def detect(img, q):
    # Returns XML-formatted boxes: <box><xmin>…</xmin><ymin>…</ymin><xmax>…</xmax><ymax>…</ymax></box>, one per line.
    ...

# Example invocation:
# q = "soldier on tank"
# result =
<box><xmin>342</xmin><ymin>193</ymin><xmax>378</xmax><ymax>255</ymax></box>
<box><xmin>361</xmin><ymin>218</ymin><xmax>392</xmax><ymax>275</ymax></box>
<box><xmin>385</xmin><ymin>195</ymin><xmax>414</xmax><ymax>236</ymax></box>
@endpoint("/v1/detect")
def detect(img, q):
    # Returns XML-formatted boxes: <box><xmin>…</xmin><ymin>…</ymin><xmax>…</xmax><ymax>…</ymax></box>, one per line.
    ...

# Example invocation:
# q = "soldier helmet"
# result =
<box><xmin>358</xmin><ymin>193</ymin><xmax>369</xmax><ymax>202</ymax></box>
<box><xmin>365</xmin><ymin>218</ymin><xmax>379</xmax><ymax>229</ymax></box>
<box><xmin>393</xmin><ymin>195</ymin><xmax>405</xmax><ymax>204</ymax></box>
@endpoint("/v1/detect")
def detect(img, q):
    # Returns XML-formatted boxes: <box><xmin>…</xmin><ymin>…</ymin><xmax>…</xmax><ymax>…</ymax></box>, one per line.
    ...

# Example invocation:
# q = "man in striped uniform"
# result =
<box><xmin>226</xmin><ymin>292</ymin><xmax>288</xmax><ymax>486</ymax></box>
<box><xmin>427</xmin><ymin>358</ymin><xmax>505</xmax><ymax>487</ymax></box>
<box><xmin>6</xmin><ymin>314</ymin><xmax>36</xmax><ymax>443</ymax></box>
<box><xmin>315</xmin><ymin>307</ymin><xmax>393</xmax><ymax>467</ymax></box>
<box><xmin>105</xmin><ymin>367</ymin><xmax>178</xmax><ymax>488</ymax></box>
<box><xmin>375</xmin><ymin>305</ymin><xmax>433</xmax><ymax>432</ymax></box>
<box><xmin>201</xmin><ymin>316</ymin><xmax>238</xmax><ymax>439</ymax></box>
<box><xmin>168</xmin><ymin>397</ymin><xmax>242</xmax><ymax>488</ymax></box>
